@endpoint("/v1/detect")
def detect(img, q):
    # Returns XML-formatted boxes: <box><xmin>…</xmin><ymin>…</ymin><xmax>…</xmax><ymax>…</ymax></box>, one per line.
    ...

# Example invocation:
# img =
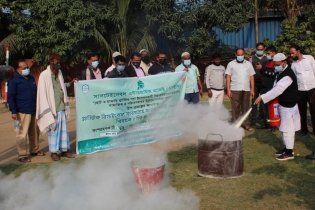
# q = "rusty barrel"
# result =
<box><xmin>130</xmin><ymin>156</ymin><xmax>165</xmax><ymax>193</ymax></box>
<box><xmin>198</xmin><ymin>133</ymin><xmax>244</xmax><ymax>178</ymax></box>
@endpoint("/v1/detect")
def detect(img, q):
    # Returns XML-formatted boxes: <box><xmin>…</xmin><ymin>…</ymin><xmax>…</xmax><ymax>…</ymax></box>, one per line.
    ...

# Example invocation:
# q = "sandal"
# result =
<box><xmin>18</xmin><ymin>157</ymin><xmax>31</xmax><ymax>163</ymax></box>
<box><xmin>61</xmin><ymin>151</ymin><xmax>75</xmax><ymax>158</ymax></box>
<box><xmin>51</xmin><ymin>153</ymin><xmax>60</xmax><ymax>161</ymax></box>
<box><xmin>30</xmin><ymin>151</ymin><xmax>45</xmax><ymax>156</ymax></box>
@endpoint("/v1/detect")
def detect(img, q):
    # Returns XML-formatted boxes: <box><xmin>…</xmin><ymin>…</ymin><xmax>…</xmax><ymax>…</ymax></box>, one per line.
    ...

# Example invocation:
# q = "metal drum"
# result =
<box><xmin>0</xmin><ymin>65</ymin><xmax>15</xmax><ymax>81</ymax></box>
<box><xmin>198</xmin><ymin>133</ymin><xmax>244</xmax><ymax>179</ymax></box>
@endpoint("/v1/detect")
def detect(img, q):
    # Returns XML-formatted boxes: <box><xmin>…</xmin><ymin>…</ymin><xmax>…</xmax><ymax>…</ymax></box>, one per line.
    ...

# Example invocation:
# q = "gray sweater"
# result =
<box><xmin>205</xmin><ymin>64</ymin><xmax>226</xmax><ymax>90</ymax></box>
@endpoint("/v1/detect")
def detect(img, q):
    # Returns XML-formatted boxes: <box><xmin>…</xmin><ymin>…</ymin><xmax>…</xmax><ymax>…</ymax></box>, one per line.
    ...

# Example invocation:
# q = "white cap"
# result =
<box><xmin>181</xmin><ymin>52</ymin><xmax>190</xmax><ymax>58</ymax></box>
<box><xmin>112</xmin><ymin>51</ymin><xmax>121</xmax><ymax>58</ymax></box>
<box><xmin>139</xmin><ymin>49</ymin><xmax>148</xmax><ymax>54</ymax></box>
<box><xmin>273</xmin><ymin>53</ymin><xmax>286</xmax><ymax>61</ymax></box>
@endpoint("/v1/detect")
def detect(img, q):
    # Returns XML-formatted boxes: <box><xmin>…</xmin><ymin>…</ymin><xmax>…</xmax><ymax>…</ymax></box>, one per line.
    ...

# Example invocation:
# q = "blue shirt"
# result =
<box><xmin>8</xmin><ymin>74</ymin><xmax>37</xmax><ymax>114</ymax></box>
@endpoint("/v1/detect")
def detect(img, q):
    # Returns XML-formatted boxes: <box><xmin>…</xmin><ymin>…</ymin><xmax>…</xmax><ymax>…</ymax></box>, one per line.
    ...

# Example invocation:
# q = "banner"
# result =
<box><xmin>75</xmin><ymin>72</ymin><xmax>186</xmax><ymax>154</ymax></box>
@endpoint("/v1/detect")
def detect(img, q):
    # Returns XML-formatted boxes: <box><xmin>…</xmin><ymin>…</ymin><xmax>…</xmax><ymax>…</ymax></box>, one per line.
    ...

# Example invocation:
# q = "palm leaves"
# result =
<box><xmin>93</xmin><ymin>0</ymin><xmax>156</xmax><ymax>61</ymax></box>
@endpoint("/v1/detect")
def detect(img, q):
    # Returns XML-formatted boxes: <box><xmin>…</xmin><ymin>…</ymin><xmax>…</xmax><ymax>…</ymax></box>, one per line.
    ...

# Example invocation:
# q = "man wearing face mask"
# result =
<box><xmin>36</xmin><ymin>53</ymin><xmax>77</xmax><ymax>161</ymax></box>
<box><xmin>125</xmin><ymin>52</ymin><xmax>145</xmax><ymax>78</ymax></box>
<box><xmin>148</xmin><ymin>51</ymin><xmax>172</xmax><ymax>75</ymax></box>
<box><xmin>260</xmin><ymin>45</ymin><xmax>278</xmax><ymax>131</ymax></box>
<box><xmin>290</xmin><ymin>44</ymin><xmax>315</xmax><ymax>138</ymax></box>
<box><xmin>104</xmin><ymin>51</ymin><xmax>121</xmax><ymax>77</ymax></box>
<box><xmin>106</xmin><ymin>55</ymin><xmax>128</xmax><ymax>78</ymax></box>
<box><xmin>205</xmin><ymin>53</ymin><xmax>225</xmax><ymax>108</ymax></box>
<box><xmin>255</xmin><ymin>53</ymin><xmax>300</xmax><ymax>161</ymax></box>
<box><xmin>226</xmin><ymin>48</ymin><xmax>256</xmax><ymax>131</ymax></box>
<box><xmin>80</xmin><ymin>53</ymin><xmax>104</xmax><ymax>80</ymax></box>
<box><xmin>249</xmin><ymin>43</ymin><xmax>268</xmax><ymax>127</ymax></box>
<box><xmin>8</xmin><ymin>60</ymin><xmax>44</xmax><ymax>163</ymax></box>
<box><xmin>139</xmin><ymin>49</ymin><xmax>152</xmax><ymax>76</ymax></box>
<box><xmin>175</xmin><ymin>52</ymin><xmax>203</xmax><ymax>104</ymax></box>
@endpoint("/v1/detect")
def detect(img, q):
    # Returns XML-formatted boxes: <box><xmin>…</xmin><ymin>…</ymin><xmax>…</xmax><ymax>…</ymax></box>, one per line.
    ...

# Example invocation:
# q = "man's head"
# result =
<box><xmin>131</xmin><ymin>52</ymin><xmax>142</xmax><ymax>68</ymax></box>
<box><xmin>256</xmin><ymin>42</ymin><xmax>265</xmax><ymax>57</ymax></box>
<box><xmin>273</xmin><ymin>53</ymin><xmax>287</xmax><ymax>73</ymax></box>
<box><xmin>112</xmin><ymin>51</ymin><xmax>121</xmax><ymax>64</ymax></box>
<box><xmin>212</xmin><ymin>53</ymin><xmax>221</xmax><ymax>66</ymax></box>
<box><xmin>114</xmin><ymin>55</ymin><xmax>127</xmax><ymax>72</ymax></box>
<box><xmin>289</xmin><ymin>44</ymin><xmax>302</xmax><ymax>61</ymax></box>
<box><xmin>181</xmin><ymin>52</ymin><xmax>191</xmax><ymax>66</ymax></box>
<box><xmin>140</xmin><ymin>49</ymin><xmax>150</xmax><ymax>64</ymax></box>
<box><xmin>156</xmin><ymin>51</ymin><xmax>167</xmax><ymax>66</ymax></box>
<box><xmin>17</xmin><ymin>60</ymin><xmax>30</xmax><ymax>77</ymax></box>
<box><xmin>49</xmin><ymin>53</ymin><xmax>61</xmax><ymax>74</ymax></box>
<box><xmin>87</xmin><ymin>53</ymin><xmax>99</xmax><ymax>70</ymax></box>
<box><xmin>266</xmin><ymin>45</ymin><xmax>277</xmax><ymax>60</ymax></box>
<box><xmin>235</xmin><ymin>48</ymin><xmax>245</xmax><ymax>63</ymax></box>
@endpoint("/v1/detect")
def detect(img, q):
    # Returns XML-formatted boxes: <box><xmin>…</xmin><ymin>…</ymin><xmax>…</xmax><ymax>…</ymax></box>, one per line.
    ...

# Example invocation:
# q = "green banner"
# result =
<box><xmin>75</xmin><ymin>72</ymin><xmax>186</xmax><ymax>154</ymax></box>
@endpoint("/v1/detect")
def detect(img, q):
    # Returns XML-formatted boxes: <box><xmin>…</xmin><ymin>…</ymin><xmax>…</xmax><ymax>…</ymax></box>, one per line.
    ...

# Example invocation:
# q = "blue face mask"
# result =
<box><xmin>267</xmin><ymin>55</ymin><xmax>272</xmax><ymax>60</ymax></box>
<box><xmin>21</xmin><ymin>69</ymin><xmax>30</xmax><ymax>76</ymax></box>
<box><xmin>236</xmin><ymin>56</ymin><xmax>244</xmax><ymax>62</ymax></box>
<box><xmin>256</xmin><ymin>51</ymin><xmax>264</xmax><ymax>56</ymax></box>
<box><xmin>183</xmin><ymin>60</ymin><xmax>191</xmax><ymax>66</ymax></box>
<box><xmin>274</xmin><ymin>65</ymin><xmax>284</xmax><ymax>73</ymax></box>
<box><xmin>117</xmin><ymin>65</ymin><xmax>125</xmax><ymax>72</ymax></box>
<box><xmin>91</xmin><ymin>61</ymin><xmax>99</xmax><ymax>68</ymax></box>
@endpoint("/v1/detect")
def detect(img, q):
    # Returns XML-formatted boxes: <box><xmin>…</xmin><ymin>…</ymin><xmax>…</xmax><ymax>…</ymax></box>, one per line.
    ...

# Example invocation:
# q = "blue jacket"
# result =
<box><xmin>8</xmin><ymin>74</ymin><xmax>37</xmax><ymax>114</ymax></box>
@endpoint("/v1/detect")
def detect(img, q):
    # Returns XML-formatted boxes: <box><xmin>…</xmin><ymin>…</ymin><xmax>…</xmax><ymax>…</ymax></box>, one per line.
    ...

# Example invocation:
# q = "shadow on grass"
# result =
<box><xmin>252</xmin><ymin>163</ymin><xmax>315</xmax><ymax>208</ymax></box>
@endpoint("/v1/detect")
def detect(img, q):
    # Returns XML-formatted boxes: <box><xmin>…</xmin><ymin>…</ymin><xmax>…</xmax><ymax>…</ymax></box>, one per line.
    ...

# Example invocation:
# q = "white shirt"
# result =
<box><xmin>205</xmin><ymin>64</ymin><xmax>225</xmax><ymax>90</ymax></box>
<box><xmin>291</xmin><ymin>54</ymin><xmax>315</xmax><ymax>91</ymax></box>
<box><xmin>225</xmin><ymin>60</ymin><xmax>255</xmax><ymax>91</ymax></box>
<box><xmin>104</xmin><ymin>64</ymin><xmax>115</xmax><ymax>77</ymax></box>
<box><xmin>175</xmin><ymin>63</ymin><xmax>200</xmax><ymax>93</ymax></box>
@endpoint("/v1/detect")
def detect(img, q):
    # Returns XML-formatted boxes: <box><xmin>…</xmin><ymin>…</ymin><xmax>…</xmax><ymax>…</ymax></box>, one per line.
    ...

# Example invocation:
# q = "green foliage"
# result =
<box><xmin>262</xmin><ymin>18</ymin><xmax>315</xmax><ymax>57</ymax></box>
<box><xmin>142</xmin><ymin>0</ymin><xmax>256</xmax><ymax>58</ymax></box>
<box><xmin>7</xmin><ymin>0</ymin><xmax>115</xmax><ymax>66</ymax></box>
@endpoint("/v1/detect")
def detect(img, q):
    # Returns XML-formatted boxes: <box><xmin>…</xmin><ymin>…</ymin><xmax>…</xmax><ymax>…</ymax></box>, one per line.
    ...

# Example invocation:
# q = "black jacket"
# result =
<box><xmin>80</xmin><ymin>67</ymin><xmax>105</xmax><ymax>80</ymax></box>
<box><xmin>106</xmin><ymin>68</ymin><xmax>129</xmax><ymax>78</ymax></box>
<box><xmin>124</xmin><ymin>65</ymin><xmax>145</xmax><ymax>77</ymax></box>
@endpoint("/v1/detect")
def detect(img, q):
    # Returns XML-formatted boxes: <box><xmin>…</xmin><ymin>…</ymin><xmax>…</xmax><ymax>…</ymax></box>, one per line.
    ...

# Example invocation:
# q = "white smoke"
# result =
<box><xmin>0</xmin><ymin>102</ymin><xmax>244</xmax><ymax>210</ymax></box>
<box><xmin>0</xmin><ymin>148</ymin><xmax>200</xmax><ymax>210</ymax></box>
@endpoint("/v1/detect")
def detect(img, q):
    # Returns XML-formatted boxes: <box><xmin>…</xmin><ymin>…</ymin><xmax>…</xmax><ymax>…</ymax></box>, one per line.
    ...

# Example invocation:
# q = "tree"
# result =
<box><xmin>6</xmin><ymin>0</ymin><xmax>115</xmax><ymax>66</ymax></box>
<box><xmin>263</xmin><ymin>18</ymin><xmax>315</xmax><ymax>57</ymax></box>
<box><xmin>142</xmin><ymin>0</ymin><xmax>256</xmax><ymax>58</ymax></box>
<box><xmin>96</xmin><ymin>0</ymin><xmax>156</xmax><ymax>58</ymax></box>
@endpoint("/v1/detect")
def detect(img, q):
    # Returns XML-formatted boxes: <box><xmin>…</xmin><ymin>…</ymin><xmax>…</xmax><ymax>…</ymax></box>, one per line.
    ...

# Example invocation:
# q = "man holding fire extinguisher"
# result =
<box><xmin>255</xmin><ymin>53</ymin><xmax>300</xmax><ymax>161</ymax></box>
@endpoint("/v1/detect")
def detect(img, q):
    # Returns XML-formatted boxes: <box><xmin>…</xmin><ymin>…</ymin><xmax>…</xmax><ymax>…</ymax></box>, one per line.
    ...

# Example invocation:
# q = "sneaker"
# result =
<box><xmin>276</xmin><ymin>153</ymin><xmax>294</xmax><ymax>161</ymax></box>
<box><xmin>275</xmin><ymin>149</ymin><xmax>294</xmax><ymax>156</ymax></box>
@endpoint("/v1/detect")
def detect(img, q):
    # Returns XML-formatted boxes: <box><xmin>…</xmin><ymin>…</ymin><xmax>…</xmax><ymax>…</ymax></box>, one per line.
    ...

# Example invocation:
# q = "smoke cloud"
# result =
<box><xmin>0</xmin><ymin>149</ymin><xmax>200</xmax><ymax>210</ymax></box>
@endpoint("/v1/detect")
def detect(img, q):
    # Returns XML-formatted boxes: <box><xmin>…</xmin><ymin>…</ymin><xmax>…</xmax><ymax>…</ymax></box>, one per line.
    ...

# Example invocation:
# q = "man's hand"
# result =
<box><xmin>183</xmin><ymin>68</ymin><xmax>188</xmax><ymax>72</ymax></box>
<box><xmin>227</xmin><ymin>90</ymin><xmax>232</xmax><ymax>98</ymax></box>
<box><xmin>199</xmin><ymin>88</ymin><xmax>203</xmax><ymax>97</ymax></box>
<box><xmin>255</xmin><ymin>96</ymin><xmax>262</xmax><ymax>105</ymax></box>
<box><xmin>256</xmin><ymin>62</ymin><xmax>262</xmax><ymax>70</ymax></box>
<box><xmin>70</xmin><ymin>78</ymin><xmax>78</xmax><ymax>84</ymax></box>
<box><xmin>208</xmin><ymin>90</ymin><xmax>213</xmax><ymax>98</ymax></box>
<box><xmin>250</xmin><ymin>90</ymin><xmax>255</xmax><ymax>98</ymax></box>
<box><xmin>12</xmin><ymin>114</ymin><xmax>18</xmax><ymax>120</ymax></box>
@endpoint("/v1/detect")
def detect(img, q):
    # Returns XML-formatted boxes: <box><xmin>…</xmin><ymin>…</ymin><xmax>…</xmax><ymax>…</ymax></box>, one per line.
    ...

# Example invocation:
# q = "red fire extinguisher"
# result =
<box><xmin>268</xmin><ymin>98</ymin><xmax>281</xmax><ymax>127</ymax></box>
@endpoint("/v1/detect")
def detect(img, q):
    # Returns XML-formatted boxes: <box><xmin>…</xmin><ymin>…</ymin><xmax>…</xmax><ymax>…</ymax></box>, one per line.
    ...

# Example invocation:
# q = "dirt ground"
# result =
<box><xmin>0</xmin><ymin>97</ymin><xmax>205</xmax><ymax>165</ymax></box>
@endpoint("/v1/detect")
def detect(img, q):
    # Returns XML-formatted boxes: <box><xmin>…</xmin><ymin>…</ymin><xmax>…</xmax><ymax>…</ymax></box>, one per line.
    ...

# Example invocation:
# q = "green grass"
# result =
<box><xmin>1</xmin><ymin>100</ymin><xmax>315</xmax><ymax>209</ymax></box>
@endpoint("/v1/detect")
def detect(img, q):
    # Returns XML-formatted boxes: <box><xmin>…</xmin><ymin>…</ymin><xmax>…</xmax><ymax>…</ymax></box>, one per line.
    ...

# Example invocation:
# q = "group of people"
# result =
<box><xmin>8</xmin><ymin>54</ymin><xmax>76</xmax><ymax>162</ymax></box>
<box><xmin>7</xmin><ymin>43</ymin><xmax>315</xmax><ymax>162</ymax></box>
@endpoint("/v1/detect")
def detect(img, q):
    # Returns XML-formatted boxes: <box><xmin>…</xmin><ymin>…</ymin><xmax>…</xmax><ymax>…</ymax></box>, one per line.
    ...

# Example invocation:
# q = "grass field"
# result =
<box><xmin>1</xmin><ymin>99</ymin><xmax>315</xmax><ymax>209</ymax></box>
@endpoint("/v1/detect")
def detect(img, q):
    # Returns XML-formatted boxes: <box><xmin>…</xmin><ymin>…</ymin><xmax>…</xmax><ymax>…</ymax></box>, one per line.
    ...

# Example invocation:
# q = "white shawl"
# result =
<box><xmin>36</xmin><ymin>65</ymin><xmax>70</xmax><ymax>133</ymax></box>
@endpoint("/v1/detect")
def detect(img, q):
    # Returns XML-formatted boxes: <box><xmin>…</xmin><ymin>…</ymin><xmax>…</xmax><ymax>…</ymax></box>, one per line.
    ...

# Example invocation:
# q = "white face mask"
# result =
<box><xmin>91</xmin><ymin>61</ymin><xmax>99</xmax><ymax>68</ymax></box>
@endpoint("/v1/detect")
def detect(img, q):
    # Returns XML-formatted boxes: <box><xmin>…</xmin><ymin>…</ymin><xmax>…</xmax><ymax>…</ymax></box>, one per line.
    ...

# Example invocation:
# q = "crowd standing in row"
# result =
<box><xmin>7</xmin><ymin>44</ymin><xmax>315</xmax><ymax>162</ymax></box>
